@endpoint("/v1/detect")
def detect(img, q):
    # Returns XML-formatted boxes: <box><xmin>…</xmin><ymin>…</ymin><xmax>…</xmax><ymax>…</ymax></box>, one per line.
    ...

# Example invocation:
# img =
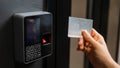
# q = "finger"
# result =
<box><xmin>91</xmin><ymin>28</ymin><xmax>99</xmax><ymax>36</ymax></box>
<box><xmin>91</xmin><ymin>28</ymin><xmax>105</xmax><ymax>44</ymax></box>
<box><xmin>91</xmin><ymin>28</ymin><xmax>99</xmax><ymax>41</ymax></box>
<box><xmin>78</xmin><ymin>37</ymin><xmax>85</xmax><ymax>51</ymax></box>
<box><xmin>85</xmin><ymin>42</ymin><xmax>91</xmax><ymax>47</ymax></box>
<box><xmin>84</xmin><ymin>46</ymin><xmax>91</xmax><ymax>53</ymax></box>
<box><xmin>84</xmin><ymin>42</ymin><xmax>91</xmax><ymax>53</ymax></box>
<box><xmin>91</xmin><ymin>28</ymin><xmax>102</xmax><ymax>39</ymax></box>
<box><xmin>82</xmin><ymin>30</ymin><xmax>98</xmax><ymax>48</ymax></box>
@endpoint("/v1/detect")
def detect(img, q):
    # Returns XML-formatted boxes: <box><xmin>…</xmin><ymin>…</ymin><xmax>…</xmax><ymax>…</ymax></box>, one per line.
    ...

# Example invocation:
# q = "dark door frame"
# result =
<box><xmin>85</xmin><ymin>0</ymin><xmax>110</xmax><ymax>68</ymax></box>
<box><xmin>87</xmin><ymin>0</ymin><xmax>110</xmax><ymax>39</ymax></box>
<box><xmin>116</xmin><ymin>11</ymin><xmax>120</xmax><ymax>63</ymax></box>
<box><xmin>43</xmin><ymin>0</ymin><xmax>71</xmax><ymax>68</ymax></box>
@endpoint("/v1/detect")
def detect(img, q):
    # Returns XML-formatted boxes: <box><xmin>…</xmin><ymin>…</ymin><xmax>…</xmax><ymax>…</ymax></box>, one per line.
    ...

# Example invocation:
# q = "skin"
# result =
<box><xmin>77</xmin><ymin>28</ymin><xmax>120</xmax><ymax>68</ymax></box>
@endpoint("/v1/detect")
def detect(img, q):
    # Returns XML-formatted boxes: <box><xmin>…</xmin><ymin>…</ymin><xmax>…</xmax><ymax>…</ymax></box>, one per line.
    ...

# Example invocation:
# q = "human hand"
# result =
<box><xmin>77</xmin><ymin>28</ymin><xmax>120</xmax><ymax>68</ymax></box>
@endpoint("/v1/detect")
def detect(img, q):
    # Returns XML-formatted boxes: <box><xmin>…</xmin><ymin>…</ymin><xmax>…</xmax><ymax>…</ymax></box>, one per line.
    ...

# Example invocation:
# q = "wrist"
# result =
<box><xmin>105</xmin><ymin>58</ymin><xmax>120</xmax><ymax>68</ymax></box>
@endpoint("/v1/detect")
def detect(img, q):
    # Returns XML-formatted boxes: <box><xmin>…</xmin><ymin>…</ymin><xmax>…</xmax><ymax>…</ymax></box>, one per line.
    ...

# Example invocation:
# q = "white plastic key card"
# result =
<box><xmin>68</xmin><ymin>17</ymin><xmax>93</xmax><ymax>38</ymax></box>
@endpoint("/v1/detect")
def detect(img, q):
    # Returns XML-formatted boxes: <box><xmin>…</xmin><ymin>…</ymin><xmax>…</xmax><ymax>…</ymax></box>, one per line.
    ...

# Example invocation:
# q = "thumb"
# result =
<box><xmin>82</xmin><ymin>30</ymin><xmax>98</xmax><ymax>47</ymax></box>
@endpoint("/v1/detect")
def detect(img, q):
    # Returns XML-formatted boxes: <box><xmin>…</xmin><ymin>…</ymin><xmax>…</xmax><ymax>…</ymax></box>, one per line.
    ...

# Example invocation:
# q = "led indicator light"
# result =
<box><xmin>42</xmin><ymin>38</ymin><xmax>47</xmax><ymax>44</ymax></box>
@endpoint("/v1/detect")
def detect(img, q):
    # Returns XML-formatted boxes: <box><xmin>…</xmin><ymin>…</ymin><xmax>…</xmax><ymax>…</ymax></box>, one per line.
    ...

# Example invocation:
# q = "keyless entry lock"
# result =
<box><xmin>14</xmin><ymin>11</ymin><xmax>53</xmax><ymax>64</ymax></box>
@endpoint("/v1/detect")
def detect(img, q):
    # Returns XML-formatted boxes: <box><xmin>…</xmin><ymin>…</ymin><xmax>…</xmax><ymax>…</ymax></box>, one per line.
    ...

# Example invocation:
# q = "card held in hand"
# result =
<box><xmin>68</xmin><ymin>17</ymin><xmax>93</xmax><ymax>38</ymax></box>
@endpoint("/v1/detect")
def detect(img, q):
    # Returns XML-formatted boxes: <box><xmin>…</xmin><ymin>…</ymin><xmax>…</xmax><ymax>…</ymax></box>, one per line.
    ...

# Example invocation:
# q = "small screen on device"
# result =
<box><xmin>24</xmin><ymin>17</ymin><xmax>40</xmax><ymax>45</ymax></box>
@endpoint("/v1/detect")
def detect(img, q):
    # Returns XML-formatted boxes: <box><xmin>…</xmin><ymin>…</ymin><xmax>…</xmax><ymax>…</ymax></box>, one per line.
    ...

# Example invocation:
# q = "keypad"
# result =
<box><xmin>25</xmin><ymin>44</ymin><xmax>41</xmax><ymax>61</ymax></box>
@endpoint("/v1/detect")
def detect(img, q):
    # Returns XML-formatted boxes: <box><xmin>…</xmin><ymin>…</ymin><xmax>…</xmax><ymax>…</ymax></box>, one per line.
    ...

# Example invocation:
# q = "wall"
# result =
<box><xmin>0</xmin><ymin>0</ymin><xmax>43</xmax><ymax>68</ymax></box>
<box><xmin>69</xmin><ymin>0</ymin><xmax>87</xmax><ymax>68</ymax></box>
<box><xmin>107</xmin><ymin>0</ymin><xmax>119</xmax><ymax>60</ymax></box>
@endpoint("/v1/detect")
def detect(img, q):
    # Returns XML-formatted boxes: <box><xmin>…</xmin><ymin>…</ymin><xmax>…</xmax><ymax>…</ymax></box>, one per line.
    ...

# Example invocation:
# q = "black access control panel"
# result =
<box><xmin>14</xmin><ymin>11</ymin><xmax>53</xmax><ymax>64</ymax></box>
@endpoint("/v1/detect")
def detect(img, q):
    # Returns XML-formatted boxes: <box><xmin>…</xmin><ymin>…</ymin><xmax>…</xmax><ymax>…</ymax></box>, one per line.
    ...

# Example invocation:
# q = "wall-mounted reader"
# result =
<box><xmin>14</xmin><ymin>11</ymin><xmax>53</xmax><ymax>64</ymax></box>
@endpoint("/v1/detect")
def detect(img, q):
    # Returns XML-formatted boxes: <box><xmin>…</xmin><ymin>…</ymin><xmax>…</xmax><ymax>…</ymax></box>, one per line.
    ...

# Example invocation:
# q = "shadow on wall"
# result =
<box><xmin>0</xmin><ymin>16</ymin><xmax>15</xmax><ymax>68</ymax></box>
